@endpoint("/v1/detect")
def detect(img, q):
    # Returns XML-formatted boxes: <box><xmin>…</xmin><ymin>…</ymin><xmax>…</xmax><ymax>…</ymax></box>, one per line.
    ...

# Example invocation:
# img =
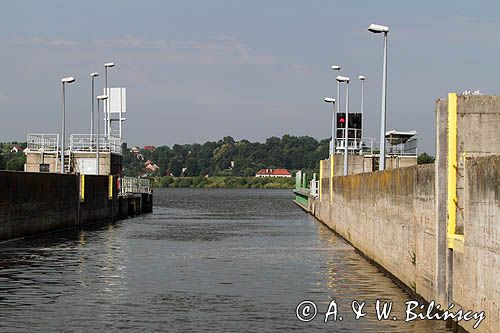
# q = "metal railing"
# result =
<box><xmin>26</xmin><ymin>134</ymin><xmax>59</xmax><ymax>153</ymax></box>
<box><xmin>69</xmin><ymin>134</ymin><xmax>122</xmax><ymax>155</ymax></box>
<box><xmin>310</xmin><ymin>179</ymin><xmax>319</xmax><ymax>198</ymax></box>
<box><xmin>387</xmin><ymin>138</ymin><xmax>418</xmax><ymax>156</ymax></box>
<box><xmin>120</xmin><ymin>177</ymin><xmax>151</xmax><ymax>194</ymax></box>
<box><xmin>335</xmin><ymin>138</ymin><xmax>365</xmax><ymax>152</ymax></box>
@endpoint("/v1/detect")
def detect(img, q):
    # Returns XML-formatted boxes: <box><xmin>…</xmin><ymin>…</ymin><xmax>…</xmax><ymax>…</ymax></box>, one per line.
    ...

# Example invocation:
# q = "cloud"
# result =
<box><xmin>7</xmin><ymin>37</ymin><xmax>79</xmax><ymax>47</ymax></box>
<box><xmin>91</xmin><ymin>35</ymin><xmax>278</xmax><ymax>66</ymax></box>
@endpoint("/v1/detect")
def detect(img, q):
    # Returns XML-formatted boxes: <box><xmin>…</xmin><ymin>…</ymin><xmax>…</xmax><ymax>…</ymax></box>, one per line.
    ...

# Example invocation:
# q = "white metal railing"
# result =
<box><xmin>120</xmin><ymin>177</ymin><xmax>151</xmax><ymax>194</ymax></box>
<box><xmin>335</xmin><ymin>138</ymin><xmax>364</xmax><ymax>151</ymax></box>
<box><xmin>26</xmin><ymin>134</ymin><xmax>59</xmax><ymax>153</ymax></box>
<box><xmin>310</xmin><ymin>179</ymin><xmax>319</xmax><ymax>198</ymax></box>
<box><xmin>387</xmin><ymin>139</ymin><xmax>418</xmax><ymax>156</ymax></box>
<box><xmin>69</xmin><ymin>134</ymin><xmax>122</xmax><ymax>155</ymax></box>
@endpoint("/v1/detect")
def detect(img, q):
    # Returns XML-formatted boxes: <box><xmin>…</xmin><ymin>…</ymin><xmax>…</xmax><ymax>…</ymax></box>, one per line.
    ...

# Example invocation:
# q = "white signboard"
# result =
<box><xmin>106</xmin><ymin>87</ymin><xmax>126</xmax><ymax>113</ymax></box>
<box><xmin>77</xmin><ymin>158</ymin><xmax>97</xmax><ymax>175</ymax></box>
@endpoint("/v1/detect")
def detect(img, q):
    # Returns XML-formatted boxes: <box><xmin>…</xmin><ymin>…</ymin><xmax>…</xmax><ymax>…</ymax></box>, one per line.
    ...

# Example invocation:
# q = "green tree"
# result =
<box><xmin>5</xmin><ymin>154</ymin><xmax>26</xmax><ymax>171</ymax></box>
<box><xmin>417</xmin><ymin>152</ymin><xmax>435</xmax><ymax>164</ymax></box>
<box><xmin>169</xmin><ymin>157</ymin><xmax>183</xmax><ymax>177</ymax></box>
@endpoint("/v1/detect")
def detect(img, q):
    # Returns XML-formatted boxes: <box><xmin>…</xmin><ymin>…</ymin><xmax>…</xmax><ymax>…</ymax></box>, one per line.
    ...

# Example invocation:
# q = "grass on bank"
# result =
<box><xmin>151</xmin><ymin>176</ymin><xmax>294</xmax><ymax>189</ymax></box>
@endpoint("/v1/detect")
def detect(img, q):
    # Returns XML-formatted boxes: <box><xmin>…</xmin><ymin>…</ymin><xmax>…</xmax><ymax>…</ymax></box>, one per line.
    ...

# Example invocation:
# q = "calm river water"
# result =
<box><xmin>0</xmin><ymin>188</ymin><xmax>452</xmax><ymax>332</ymax></box>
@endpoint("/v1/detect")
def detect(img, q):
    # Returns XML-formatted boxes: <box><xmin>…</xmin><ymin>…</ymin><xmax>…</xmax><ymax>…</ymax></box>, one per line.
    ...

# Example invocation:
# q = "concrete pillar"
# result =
<box><xmin>434</xmin><ymin>98</ymin><xmax>449</xmax><ymax>306</ymax></box>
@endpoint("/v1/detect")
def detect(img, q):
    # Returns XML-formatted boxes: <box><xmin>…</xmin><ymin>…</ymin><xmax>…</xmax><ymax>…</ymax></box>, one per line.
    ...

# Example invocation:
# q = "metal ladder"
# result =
<box><xmin>64</xmin><ymin>150</ymin><xmax>72</xmax><ymax>173</ymax></box>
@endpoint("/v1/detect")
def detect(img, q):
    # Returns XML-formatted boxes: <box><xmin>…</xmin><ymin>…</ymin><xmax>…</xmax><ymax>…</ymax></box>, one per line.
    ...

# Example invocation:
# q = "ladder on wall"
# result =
<box><xmin>64</xmin><ymin>151</ymin><xmax>72</xmax><ymax>173</ymax></box>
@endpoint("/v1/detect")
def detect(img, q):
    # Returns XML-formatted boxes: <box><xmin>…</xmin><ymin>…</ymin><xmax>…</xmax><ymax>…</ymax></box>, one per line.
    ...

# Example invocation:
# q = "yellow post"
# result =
<box><xmin>108</xmin><ymin>175</ymin><xmax>114</xmax><ymax>200</ymax></box>
<box><xmin>80</xmin><ymin>174</ymin><xmax>85</xmax><ymax>202</ymax></box>
<box><xmin>319</xmin><ymin>160</ymin><xmax>323</xmax><ymax>201</ymax></box>
<box><xmin>447</xmin><ymin>92</ymin><xmax>458</xmax><ymax>249</ymax></box>
<box><xmin>330</xmin><ymin>155</ymin><xmax>334</xmax><ymax>203</ymax></box>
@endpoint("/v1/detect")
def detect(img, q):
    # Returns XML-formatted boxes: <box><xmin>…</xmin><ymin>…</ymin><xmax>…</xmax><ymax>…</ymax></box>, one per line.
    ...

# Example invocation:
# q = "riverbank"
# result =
<box><xmin>151</xmin><ymin>176</ymin><xmax>294</xmax><ymax>189</ymax></box>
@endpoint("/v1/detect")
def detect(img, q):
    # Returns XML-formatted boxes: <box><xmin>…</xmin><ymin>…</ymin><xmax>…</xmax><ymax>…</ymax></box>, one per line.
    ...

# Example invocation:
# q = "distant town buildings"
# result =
<box><xmin>255</xmin><ymin>168</ymin><xmax>292</xmax><ymax>178</ymax></box>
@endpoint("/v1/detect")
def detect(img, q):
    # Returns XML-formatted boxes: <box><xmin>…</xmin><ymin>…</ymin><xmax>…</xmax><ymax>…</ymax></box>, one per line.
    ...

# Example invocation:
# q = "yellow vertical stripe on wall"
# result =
<box><xmin>108</xmin><ymin>175</ymin><xmax>114</xmax><ymax>200</ymax></box>
<box><xmin>319</xmin><ymin>160</ymin><xmax>323</xmax><ymax>201</ymax></box>
<box><xmin>330</xmin><ymin>155</ymin><xmax>333</xmax><ymax>203</ymax></box>
<box><xmin>447</xmin><ymin>92</ymin><xmax>458</xmax><ymax>248</ymax></box>
<box><xmin>80</xmin><ymin>174</ymin><xmax>85</xmax><ymax>202</ymax></box>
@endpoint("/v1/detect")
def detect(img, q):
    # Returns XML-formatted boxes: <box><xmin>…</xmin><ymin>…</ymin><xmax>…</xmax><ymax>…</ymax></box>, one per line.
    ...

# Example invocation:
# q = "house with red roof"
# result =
<box><xmin>143</xmin><ymin>145</ymin><xmax>156</xmax><ymax>151</ymax></box>
<box><xmin>10</xmin><ymin>145</ymin><xmax>26</xmax><ymax>153</ymax></box>
<box><xmin>255</xmin><ymin>168</ymin><xmax>292</xmax><ymax>178</ymax></box>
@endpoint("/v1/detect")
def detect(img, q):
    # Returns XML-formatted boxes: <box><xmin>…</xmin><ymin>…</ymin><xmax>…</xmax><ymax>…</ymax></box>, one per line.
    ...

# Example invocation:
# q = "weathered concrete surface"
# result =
<box><xmin>329</xmin><ymin>154</ymin><xmax>417</xmax><ymax>176</ymax></box>
<box><xmin>0</xmin><ymin>171</ymin><xmax>151</xmax><ymax>241</ymax></box>
<box><xmin>25</xmin><ymin>152</ymin><xmax>123</xmax><ymax>175</ymax></box>
<box><xmin>313</xmin><ymin>164</ymin><xmax>437</xmax><ymax>300</ymax></box>
<box><xmin>453</xmin><ymin>155</ymin><xmax>499</xmax><ymax>333</ymax></box>
<box><xmin>310</xmin><ymin>94</ymin><xmax>500</xmax><ymax>333</ymax></box>
<box><xmin>311</xmin><ymin>156</ymin><xmax>499</xmax><ymax>332</ymax></box>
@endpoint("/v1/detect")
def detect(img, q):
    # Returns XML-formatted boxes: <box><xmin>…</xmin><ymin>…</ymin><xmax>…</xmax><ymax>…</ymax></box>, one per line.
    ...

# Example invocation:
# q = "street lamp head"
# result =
<box><xmin>359</xmin><ymin>75</ymin><xmax>366</xmax><ymax>81</ymax></box>
<box><xmin>368</xmin><ymin>23</ymin><xmax>389</xmax><ymax>33</ymax></box>
<box><xmin>91</xmin><ymin>72</ymin><xmax>100</xmax><ymax>77</ymax></box>
<box><xmin>61</xmin><ymin>76</ymin><xmax>75</xmax><ymax>84</ymax></box>
<box><xmin>97</xmin><ymin>94</ymin><xmax>108</xmax><ymax>100</ymax></box>
<box><xmin>331</xmin><ymin>65</ymin><xmax>341</xmax><ymax>71</ymax></box>
<box><xmin>336</xmin><ymin>75</ymin><xmax>350</xmax><ymax>83</ymax></box>
<box><xmin>104</xmin><ymin>62</ymin><xmax>115</xmax><ymax>68</ymax></box>
<box><xmin>324</xmin><ymin>97</ymin><xmax>335</xmax><ymax>103</ymax></box>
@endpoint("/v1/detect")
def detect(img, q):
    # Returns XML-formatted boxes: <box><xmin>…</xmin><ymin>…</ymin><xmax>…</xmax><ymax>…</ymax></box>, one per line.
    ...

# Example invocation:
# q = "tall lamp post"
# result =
<box><xmin>368</xmin><ymin>23</ymin><xmax>389</xmax><ymax>170</ymax></box>
<box><xmin>104</xmin><ymin>62</ymin><xmax>115</xmax><ymax>139</ymax></box>
<box><xmin>96</xmin><ymin>94</ymin><xmax>108</xmax><ymax>175</ymax></box>
<box><xmin>91</xmin><ymin>72</ymin><xmax>100</xmax><ymax>150</ymax></box>
<box><xmin>359</xmin><ymin>75</ymin><xmax>366</xmax><ymax>152</ymax></box>
<box><xmin>336</xmin><ymin>76</ymin><xmax>350</xmax><ymax>176</ymax></box>
<box><xmin>60</xmin><ymin>76</ymin><xmax>75</xmax><ymax>174</ymax></box>
<box><xmin>324</xmin><ymin>97</ymin><xmax>336</xmax><ymax>158</ymax></box>
<box><xmin>331</xmin><ymin>65</ymin><xmax>341</xmax><ymax>154</ymax></box>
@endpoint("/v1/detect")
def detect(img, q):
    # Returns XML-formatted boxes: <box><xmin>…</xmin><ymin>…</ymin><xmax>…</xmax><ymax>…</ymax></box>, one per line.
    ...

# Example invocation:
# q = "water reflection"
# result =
<box><xmin>0</xmin><ymin>188</ymin><xmax>451</xmax><ymax>332</ymax></box>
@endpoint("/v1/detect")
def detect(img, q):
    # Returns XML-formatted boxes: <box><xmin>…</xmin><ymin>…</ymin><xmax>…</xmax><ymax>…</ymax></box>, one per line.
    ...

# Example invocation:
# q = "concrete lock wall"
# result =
<box><xmin>455</xmin><ymin>155</ymin><xmax>499</xmax><ymax>333</ymax></box>
<box><xmin>314</xmin><ymin>164</ymin><xmax>437</xmax><ymax>300</ymax></box>
<box><xmin>311</xmin><ymin>94</ymin><xmax>500</xmax><ymax>333</ymax></box>
<box><xmin>0</xmin><ymin>171</ymin><xmax>79</xmax><ymax>240</ymax></box>
<box><xmin>0</xmin><ymin>171</ymin><xmax>150</xmax><ymax>242</ymax></box>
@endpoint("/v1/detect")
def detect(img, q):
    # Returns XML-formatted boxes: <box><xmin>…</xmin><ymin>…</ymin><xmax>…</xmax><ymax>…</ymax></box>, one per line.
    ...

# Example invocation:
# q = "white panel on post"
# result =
<box><xmin>109</xmin><ymin>88</ymin><xmax>126</xmax><ymax>114</ymax></box>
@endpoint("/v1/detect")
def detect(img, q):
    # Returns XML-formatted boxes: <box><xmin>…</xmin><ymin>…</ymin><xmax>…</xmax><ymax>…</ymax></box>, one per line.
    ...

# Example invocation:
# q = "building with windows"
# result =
<box><xmin>255</xmin><ymin>169</ymin><xmax>292</xmax><ymax>178</ymax></box>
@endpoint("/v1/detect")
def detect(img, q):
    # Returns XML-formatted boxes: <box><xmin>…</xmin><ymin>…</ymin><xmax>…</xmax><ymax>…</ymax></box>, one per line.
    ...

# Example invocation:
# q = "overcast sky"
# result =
<box><xmin>1</xmin><ymin>0</ymin><xmax>499</xmax><ymax>153</ymax></box>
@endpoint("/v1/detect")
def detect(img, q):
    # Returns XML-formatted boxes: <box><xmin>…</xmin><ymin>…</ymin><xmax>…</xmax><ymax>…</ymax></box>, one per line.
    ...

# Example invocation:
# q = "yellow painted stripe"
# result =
<box><xmin>330</xmin><ymin>155</ymin><xmax>334</xmax><ymax>203</ymax></box>
<box><xmin>108</xmin><ymin>175</ymin><xmax>114</xmax><ymax>199</ymax></box>
<box><xmin>447</xmin><ymin>93</ymin><xmax>458</xmax><ymax>248</ymax></box>
<box><xmin>319</xmin><ymin>160</ymin><xmax>323</xmax><ymax>201</ymax></box>
<box><xmin>80</xmin><ymin>174</ymin><xmax>85</xmax><ymax>202</ymax></box>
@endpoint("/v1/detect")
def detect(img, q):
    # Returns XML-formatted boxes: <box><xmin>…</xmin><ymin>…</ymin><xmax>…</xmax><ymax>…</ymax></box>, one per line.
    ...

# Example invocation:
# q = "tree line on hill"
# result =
<box><xmin>124</xmin><ymin>135</ymin><xmax>330</xmax><ymax>177</ymax></box>
<box><xmin>0</xmin><ymin>136</ymin><xmax>435</xmax><ymax>175</ymax></box>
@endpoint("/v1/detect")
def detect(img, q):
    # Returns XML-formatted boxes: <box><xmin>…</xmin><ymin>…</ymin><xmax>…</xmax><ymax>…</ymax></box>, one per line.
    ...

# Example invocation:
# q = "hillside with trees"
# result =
<box><xmin>124</xmin><ymin>135</ymin><xmax>330</xmax><ymax>177</ymax></box>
